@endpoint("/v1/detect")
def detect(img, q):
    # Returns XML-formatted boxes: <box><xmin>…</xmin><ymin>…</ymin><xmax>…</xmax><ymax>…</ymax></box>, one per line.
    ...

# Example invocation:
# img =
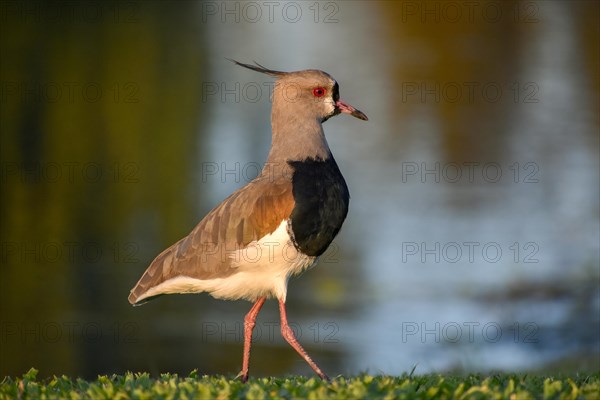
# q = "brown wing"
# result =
<box><xmin>128</xmin><ymin>176</ymin><xmax>294</xmax><ymax>305</ymax></box>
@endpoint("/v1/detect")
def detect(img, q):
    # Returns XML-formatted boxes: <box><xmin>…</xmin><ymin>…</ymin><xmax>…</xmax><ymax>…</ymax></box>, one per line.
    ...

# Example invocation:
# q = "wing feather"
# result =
<box><xmin>128</xmin><ymin>176</ymin><xmax>294</xmax><ymax>305</ymax></box>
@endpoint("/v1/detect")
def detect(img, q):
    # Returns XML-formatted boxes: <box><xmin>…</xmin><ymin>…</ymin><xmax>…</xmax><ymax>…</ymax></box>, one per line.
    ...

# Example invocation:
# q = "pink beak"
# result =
<box><xmin>336</xmin><ymin>99</ymin><xmax>368</xmax><ymax>121</ymax></box>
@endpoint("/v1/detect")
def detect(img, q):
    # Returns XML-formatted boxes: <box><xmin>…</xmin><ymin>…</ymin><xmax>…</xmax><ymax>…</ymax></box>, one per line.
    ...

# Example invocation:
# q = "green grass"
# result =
<box><xmin>1</xmin><ymin>368</ymin><xmax>598</xmax><ymax>399</ymax></box>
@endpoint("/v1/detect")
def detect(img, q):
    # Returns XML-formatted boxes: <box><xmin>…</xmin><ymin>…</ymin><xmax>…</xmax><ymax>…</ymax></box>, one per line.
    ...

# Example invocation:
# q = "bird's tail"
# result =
<box><xmin>128</xmin><ymin>239</ymin><xmax>182</xmax><ymax>305</ymax></box>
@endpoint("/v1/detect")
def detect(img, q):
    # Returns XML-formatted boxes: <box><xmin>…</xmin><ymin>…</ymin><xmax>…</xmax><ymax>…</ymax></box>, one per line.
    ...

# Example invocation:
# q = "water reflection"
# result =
<box><xmin>1</xmin><ymin>0</ymin><xmax>598</xmax><ymax>379</ymax></box>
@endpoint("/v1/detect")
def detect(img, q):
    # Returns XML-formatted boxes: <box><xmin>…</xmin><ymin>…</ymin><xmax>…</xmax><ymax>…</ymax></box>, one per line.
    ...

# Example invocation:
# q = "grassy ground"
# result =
<box><xmin>1</xmin><ymin>368</ymin><xmax>598</xmax><ymax>399</ymax></box>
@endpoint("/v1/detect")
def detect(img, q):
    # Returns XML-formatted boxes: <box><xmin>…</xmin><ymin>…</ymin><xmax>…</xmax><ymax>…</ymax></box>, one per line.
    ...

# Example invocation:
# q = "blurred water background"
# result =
<box><xmin>1</xmin><ymin>0</ymin><xmax>598</xmax><ymax>378</ymax></box>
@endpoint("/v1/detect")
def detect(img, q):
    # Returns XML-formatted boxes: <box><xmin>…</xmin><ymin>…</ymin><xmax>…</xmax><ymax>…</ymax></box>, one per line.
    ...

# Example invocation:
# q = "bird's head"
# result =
<box><xmin>230</xmin><ymin>60</ymin><xmax>368</xmax><ymax>123</ymax></box>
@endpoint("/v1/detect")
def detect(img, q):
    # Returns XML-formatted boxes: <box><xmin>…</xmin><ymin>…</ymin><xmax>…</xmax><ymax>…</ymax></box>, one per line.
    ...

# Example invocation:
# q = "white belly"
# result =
<box><xmin>138</xmin><ymin>220</ymin><xmax>316</xmax><ymax>302</ymax></box>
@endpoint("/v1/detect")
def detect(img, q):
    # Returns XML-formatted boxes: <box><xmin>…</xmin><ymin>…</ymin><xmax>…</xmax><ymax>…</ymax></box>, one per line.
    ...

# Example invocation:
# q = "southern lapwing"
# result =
<box><xmin>128</xmin><ymin>60</ymin><xmax>367</xmax><ymax>382</ymax></box>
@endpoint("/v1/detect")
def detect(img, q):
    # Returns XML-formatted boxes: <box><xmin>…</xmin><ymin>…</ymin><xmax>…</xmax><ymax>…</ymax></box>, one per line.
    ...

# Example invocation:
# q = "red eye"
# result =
<box><xmin>313</xmin><ymin>87</ymin><xmax>326</xmax><ymax>97</ymax></box>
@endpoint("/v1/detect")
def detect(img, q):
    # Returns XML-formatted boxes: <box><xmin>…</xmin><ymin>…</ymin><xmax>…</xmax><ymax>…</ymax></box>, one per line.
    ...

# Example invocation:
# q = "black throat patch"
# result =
<box><xmin>288</xmin><ymin>156</ymin><xmax>350</xmax><ymax>257</ymax></box>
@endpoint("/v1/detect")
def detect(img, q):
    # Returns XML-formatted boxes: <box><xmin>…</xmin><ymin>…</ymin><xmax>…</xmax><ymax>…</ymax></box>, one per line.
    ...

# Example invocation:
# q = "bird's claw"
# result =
<box><xmin>320</xmin><ymin>372</ymin><xmax>331</xmax><ymax>383</ymax></box>
<box><xmin>236</xmin><ymin>371</ymin><xmax>249</xmax><ymax>383</ymax></box>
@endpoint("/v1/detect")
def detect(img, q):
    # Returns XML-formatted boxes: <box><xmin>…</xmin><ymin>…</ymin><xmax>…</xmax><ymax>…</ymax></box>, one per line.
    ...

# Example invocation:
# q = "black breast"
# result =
<box><xmin>288</xmin><ymin>156</ymin><xmax>350</xmax><ymax>257</ymax></box>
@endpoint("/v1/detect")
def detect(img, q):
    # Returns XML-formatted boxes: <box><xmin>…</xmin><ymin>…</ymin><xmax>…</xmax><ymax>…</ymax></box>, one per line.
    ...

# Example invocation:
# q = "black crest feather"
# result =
<box><xmin>227</xmin><ymin>59</ymin><xmax>287</xmax><ymax>77</ymax></box>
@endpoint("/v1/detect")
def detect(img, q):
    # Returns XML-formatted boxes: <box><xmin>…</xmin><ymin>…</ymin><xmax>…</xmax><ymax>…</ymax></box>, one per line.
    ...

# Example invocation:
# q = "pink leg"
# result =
<box><xmin>278</xmin><ymin>299</ymin><xmax>331</xmax><ymax>382</ymax></box>
<box><xmin>239</xmin><ymin>297</ymin><xmax>266</xmax><ymax>383</ymax></box>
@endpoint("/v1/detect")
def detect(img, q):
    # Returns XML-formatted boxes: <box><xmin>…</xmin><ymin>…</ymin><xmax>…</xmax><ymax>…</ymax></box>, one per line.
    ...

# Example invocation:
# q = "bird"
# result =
<box><xmin>128</xmin><ymin>60</ymin><xmax>367</xmax><ymax>382</ymax></box>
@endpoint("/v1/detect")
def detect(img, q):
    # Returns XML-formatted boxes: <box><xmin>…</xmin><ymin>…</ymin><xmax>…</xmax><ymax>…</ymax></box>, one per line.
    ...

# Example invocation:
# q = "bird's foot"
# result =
<box><xmin>319</xmin><ymin>372</ymin><xmax>331</xmax><ymax>383</ymax></box>
<box><xmin>236</xmin><ymin>370</ymin><xmax>249</xmax><ymax>383</ymax></box>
